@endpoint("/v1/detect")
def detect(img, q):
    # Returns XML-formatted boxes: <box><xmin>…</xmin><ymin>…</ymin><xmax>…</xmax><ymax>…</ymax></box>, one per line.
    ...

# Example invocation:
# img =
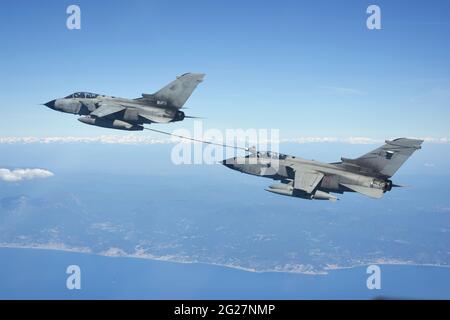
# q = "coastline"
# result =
<box><xmin>1</xmin><ymin>243</ymin><xmax>448</xmax><ymax>276</ymax></box>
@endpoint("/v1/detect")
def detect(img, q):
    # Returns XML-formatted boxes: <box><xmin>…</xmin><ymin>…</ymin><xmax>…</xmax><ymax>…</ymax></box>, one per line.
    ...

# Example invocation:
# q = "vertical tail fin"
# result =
<box><xmin>341</xmin><ymin>138</ymin><xmax>423</xmax><ymax>178</ymax></box>
<box><xmin>146</xmin><ymin>73</ymin><xmax>205</xmax><ymax>109</ymax></box>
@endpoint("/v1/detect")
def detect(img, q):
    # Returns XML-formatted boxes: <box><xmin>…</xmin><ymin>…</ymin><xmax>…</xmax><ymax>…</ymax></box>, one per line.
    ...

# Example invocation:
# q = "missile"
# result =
<box><xmin>78</xmin><ymin>116</ymin><xmax>143</xmax><ymax>131</ymax></box>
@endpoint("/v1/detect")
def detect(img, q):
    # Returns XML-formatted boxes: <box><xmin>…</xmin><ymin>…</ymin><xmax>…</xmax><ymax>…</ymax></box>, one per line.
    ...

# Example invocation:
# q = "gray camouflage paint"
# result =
<box><xmin>43</xmin><ymin>73</ymin><xmax>205</xmax><ymax>131</ymax></box>
<box><xmin>222</xmin><ymin>138</ymin><xmax>423</xmax><ymax>201</ymax></box>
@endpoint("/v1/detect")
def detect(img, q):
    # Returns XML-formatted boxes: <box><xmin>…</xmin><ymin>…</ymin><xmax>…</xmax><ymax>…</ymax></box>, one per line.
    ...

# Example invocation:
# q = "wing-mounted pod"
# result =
<box><xmin>265</xmin><ymin>180</ymin><xmax>338</xmax><ymax>201</ymax></box>
<box><xmin>78</xmin><ymin>116</ymin><xmax>143</xmax><ymax>131</ymax></box>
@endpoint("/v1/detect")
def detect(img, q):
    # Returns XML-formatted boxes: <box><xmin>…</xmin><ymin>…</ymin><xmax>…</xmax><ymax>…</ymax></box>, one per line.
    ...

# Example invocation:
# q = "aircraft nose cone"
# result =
<box><xmin>221</xmin><ymin>158</ymin><xmax>235</xmax><ymax>168</ymax></box>
<box><xmin>43</xmin><ymin>100</ymin><xmax>56</xmax><ymax>109</ymax></box>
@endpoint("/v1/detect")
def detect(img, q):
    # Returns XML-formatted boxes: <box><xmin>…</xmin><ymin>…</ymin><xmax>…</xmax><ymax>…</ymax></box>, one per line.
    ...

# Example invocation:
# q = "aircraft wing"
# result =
<box><xmin>90</xmin><ymin>103</ymin><xmax>126</xmax><ymax>118</ymax></box>
<box><xmin>291</xmin><ymin>167</ymin><xmax>324</xmax><ymax>193</ymax></box>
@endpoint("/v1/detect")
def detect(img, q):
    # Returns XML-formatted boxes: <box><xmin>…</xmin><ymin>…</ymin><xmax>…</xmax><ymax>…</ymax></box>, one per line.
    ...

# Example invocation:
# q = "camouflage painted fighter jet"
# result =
<box><xmin>222</xmin><ymin>138</ymin><xmax>423</xmax><ymax>201</ymax></box>
<box><xmin>43</xmin><ymin>73</ymin><xmax>205</xmax><ymax>131</ymax></box>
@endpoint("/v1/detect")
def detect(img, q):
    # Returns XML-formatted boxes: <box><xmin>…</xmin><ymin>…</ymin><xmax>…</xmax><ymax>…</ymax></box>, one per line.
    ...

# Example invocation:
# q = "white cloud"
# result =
<box><xmin>422</xmin><ymin>137</ymin><xmax>450</xmax><ymax>144</ymax></box>
<box><xmin>0</xmin><ymin>168</ymin><xmax>54</xmax><ymax>182</ymax></box>
<box><xmin>282</xmin><ymin>137</ymin><xmax>382</xmax><ymax>144</ymax></box>
<box><xmin>282</xmin><ymin>137</ymin><xmax>339</xmax><ymax>144</ymax></box>
<box><xmin>0</xmin><ymin>135</ymin><xmax>170</xmax><ymax>145</ymax></box>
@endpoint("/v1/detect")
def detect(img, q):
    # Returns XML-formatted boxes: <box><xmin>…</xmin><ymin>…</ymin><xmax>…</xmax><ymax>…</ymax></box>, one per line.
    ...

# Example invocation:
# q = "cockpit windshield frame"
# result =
<box><xmin>64</xmin><ymin>92</ymin><xmax>99</xmax><ymax>99</ymax></box>
<box><xmin>245</xmin><ymin>151</ymin><xmax>287</xmax><ymax>160</ymax></box>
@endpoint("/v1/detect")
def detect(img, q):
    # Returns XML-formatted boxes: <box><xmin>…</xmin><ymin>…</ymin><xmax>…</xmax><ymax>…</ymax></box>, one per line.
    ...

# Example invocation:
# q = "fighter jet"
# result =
<box><xmin>43</xmin><ymin>73</ymin><xmax>205</xmax><ymax>131</ymax></box>
<box><xmin>222</xmin><ymin>138</ymin><xmax>423</xmax><ymax>201</ymax></box>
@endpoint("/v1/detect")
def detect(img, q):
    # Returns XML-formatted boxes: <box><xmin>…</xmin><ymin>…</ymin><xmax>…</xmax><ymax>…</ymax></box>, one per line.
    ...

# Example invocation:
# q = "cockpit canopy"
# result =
<box><xmin>245</xmin><ymin>151</ymin><xmax>287</xmax><ymax>160</ymax></box>
<box><xmin>64</xmin><ymin>92</ymin><xmax>99</xmax><ymax>99</ymax></box>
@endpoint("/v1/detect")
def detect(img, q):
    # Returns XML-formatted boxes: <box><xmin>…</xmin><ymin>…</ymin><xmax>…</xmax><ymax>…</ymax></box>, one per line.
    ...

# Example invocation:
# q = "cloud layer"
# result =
<box><xmin>0</xmin><ymin>136</ymin><xmax>168</xmax><ymax>145</ymax></box>
<box><xmin>0</xmin><ymin>135</ymin><xmax>448</xmax><ymax>145</ymax></box>
<box><xmin>0</xmin><ymin>168</ymin><xmax>54</xmax><ymax>182</ymax></box>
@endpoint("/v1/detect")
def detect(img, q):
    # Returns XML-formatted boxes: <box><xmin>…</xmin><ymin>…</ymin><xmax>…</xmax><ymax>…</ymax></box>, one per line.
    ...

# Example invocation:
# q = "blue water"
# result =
<box><xmin>0</xmin><ymin>248</ymin><xmax>448</xmax><ymax>299</ymax></box>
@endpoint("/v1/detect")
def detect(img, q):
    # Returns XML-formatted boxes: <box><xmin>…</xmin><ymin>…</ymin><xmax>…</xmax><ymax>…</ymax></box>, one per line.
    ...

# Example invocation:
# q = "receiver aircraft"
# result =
<box><xmin>222</xmin><ymin>138</ymin><xmax>423</xmax><ymax>201</ymax></box>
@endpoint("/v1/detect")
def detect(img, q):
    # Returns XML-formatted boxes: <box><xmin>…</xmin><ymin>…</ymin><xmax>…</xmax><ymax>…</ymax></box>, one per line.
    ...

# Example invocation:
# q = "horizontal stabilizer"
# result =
<box><xmin>340</xmin><ymin>183</ymin><xmax>384</xmax><ymax>199</ymax></box>
<box><xmin>139</xmin><ymin>113</ymin><xmax>173</xmax><ymax>123</ymax></box>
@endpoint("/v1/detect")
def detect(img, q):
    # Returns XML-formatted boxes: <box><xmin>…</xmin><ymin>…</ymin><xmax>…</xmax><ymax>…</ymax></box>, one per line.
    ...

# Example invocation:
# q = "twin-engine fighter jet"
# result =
<box><xmin>43</xmin><ymin>73</ymin><xmax>205</xmax><ymax>131</ymax></box>
<box><xmin>222</xmin><ymin>138</ymin><xmax>423</xmax><ymax>201</ymax></box>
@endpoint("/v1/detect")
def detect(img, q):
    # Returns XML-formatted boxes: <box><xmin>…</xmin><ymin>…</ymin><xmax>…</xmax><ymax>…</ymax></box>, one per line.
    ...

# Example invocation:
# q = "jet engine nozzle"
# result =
<box><xmin>384</xmin><ymin>179</ymin><xmax>393</xmax><ymax>192</ymax></box>
<box><xmin>173</xmin><ymin>111</ymin><xmax>185</xmax><ymax>122</ymax></box>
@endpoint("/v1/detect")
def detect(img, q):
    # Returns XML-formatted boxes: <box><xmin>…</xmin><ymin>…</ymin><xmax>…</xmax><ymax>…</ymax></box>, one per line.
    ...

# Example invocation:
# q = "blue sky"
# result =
<box><xmin>0</xmin><ymin>0</ymin><xmax>449</xmax><ymax>139</ymax></box>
